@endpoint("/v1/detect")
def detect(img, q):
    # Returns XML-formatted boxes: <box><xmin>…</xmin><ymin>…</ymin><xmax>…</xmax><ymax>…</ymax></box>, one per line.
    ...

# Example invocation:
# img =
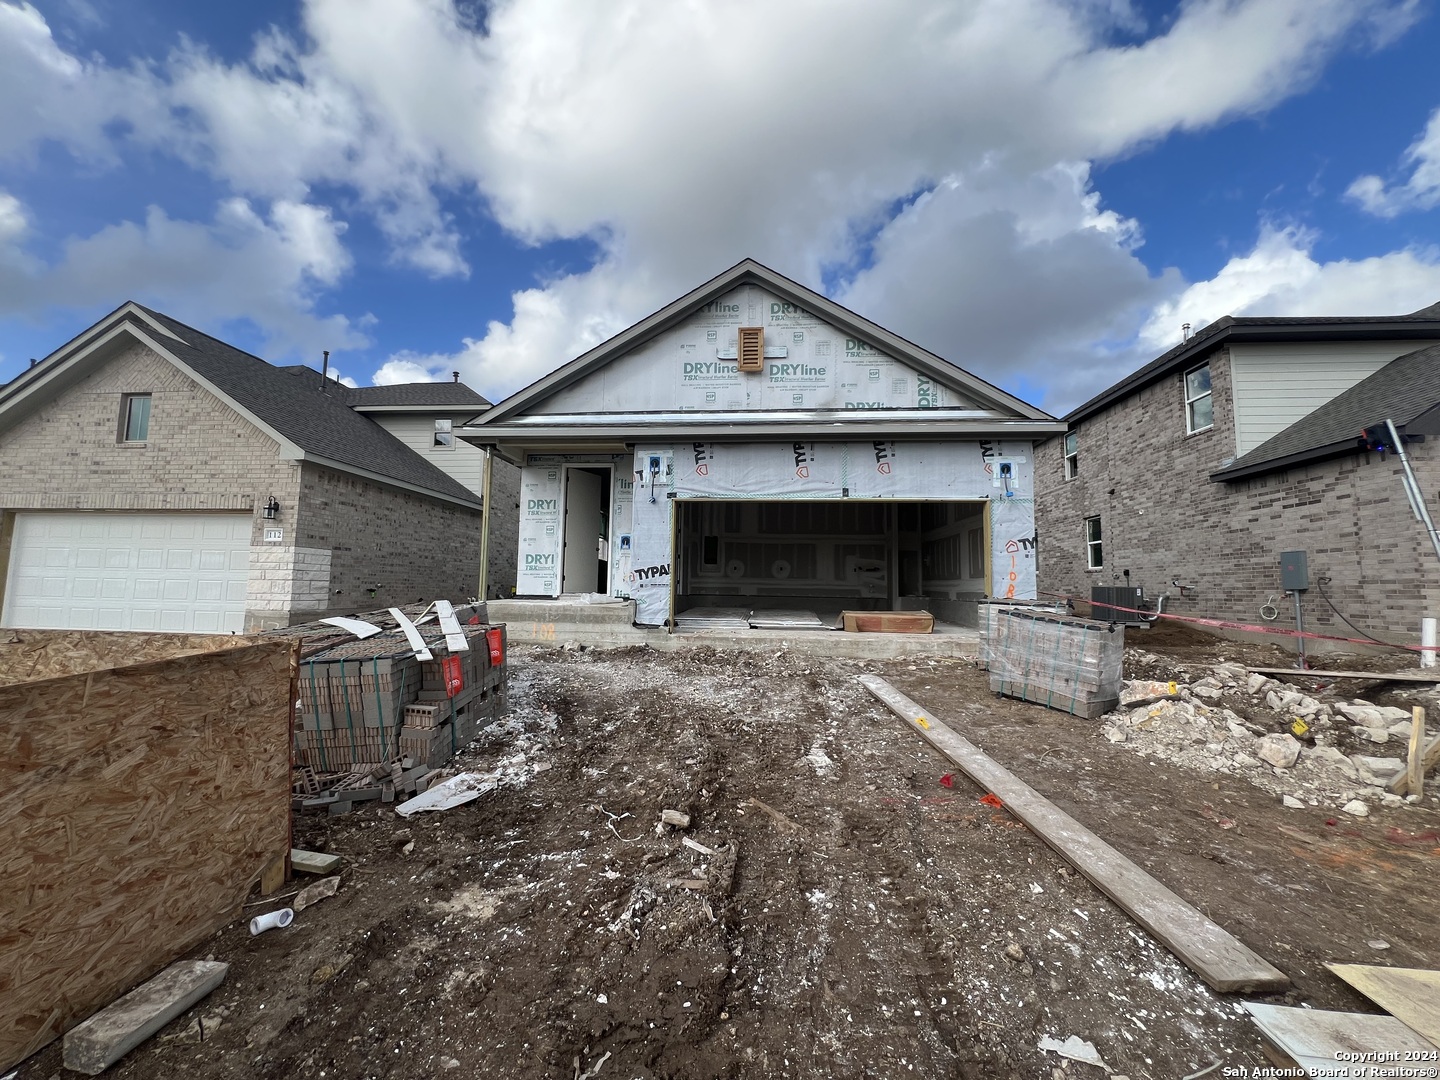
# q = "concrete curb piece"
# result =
<box><xmin>63</xmin><ymin>960</ymin><xmax>228</xmax><ymax>1075</ymax></box>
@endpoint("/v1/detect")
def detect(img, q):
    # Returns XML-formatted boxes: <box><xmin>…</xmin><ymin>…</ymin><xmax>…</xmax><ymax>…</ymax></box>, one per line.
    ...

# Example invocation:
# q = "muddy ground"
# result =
<box><xmin>17</xmin><ymin>628</ymin><xmax>1440</xmax><ymax>1079</ymax></box>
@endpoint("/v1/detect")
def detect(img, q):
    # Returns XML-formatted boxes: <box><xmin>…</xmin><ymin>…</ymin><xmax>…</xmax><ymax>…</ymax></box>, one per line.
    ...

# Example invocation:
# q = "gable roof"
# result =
<box><xmin>1067</xmin><ymin>302</ymin><xmax>1440</xmax><ymax>425</ymax></box>
<box><xmin>1212</xmin><ymin>342</ymin><xmax>1440</xmax><ymax>482</ymax></box>
<box><xmin>346</xmin><ymin>382</ymin><xmax>491</xmax><ymax>409</ymax></box>
<box><xmin>0</xmin><ymin>303</ymin><xmax>482</xmax><ymax>508</ymax></box>
<box><xmin>477</xmin><ymin>258</ymin><xmax>1054</xmax><ymax>427</ymax></box>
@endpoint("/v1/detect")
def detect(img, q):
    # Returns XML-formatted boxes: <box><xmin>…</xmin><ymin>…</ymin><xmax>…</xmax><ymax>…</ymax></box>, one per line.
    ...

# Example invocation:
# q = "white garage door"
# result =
<box><xmin>3</xmin><ymin>512</ymin><xmax>251</xmax><ymax>633</ymax></box>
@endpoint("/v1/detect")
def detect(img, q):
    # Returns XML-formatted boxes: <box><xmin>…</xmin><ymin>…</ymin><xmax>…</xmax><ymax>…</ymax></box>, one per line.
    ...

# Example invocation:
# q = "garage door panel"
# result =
<box><xmin>4</xmin><ymin>512</ymin><xmax>251</xmax><ymax>633</ymax></box>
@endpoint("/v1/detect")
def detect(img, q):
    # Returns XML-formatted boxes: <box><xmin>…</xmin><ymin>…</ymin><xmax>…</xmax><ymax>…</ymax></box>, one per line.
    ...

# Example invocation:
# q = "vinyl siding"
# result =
<box><xmin>1229</xmin><ymin>341</ymin><xmax>1440</xmax><ymax>456</ymax></box>
<box><xmin>369</xmin><ymin>414</ymin><xmax>487</xmax><ymax>496</ymax></box>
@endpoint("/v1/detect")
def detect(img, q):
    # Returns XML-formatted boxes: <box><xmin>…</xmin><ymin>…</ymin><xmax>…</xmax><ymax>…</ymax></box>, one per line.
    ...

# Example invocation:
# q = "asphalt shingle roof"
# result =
<box><xmin>1213</xmin><ymin>342</ymin><xmax>1440</xmax><ymax>480</ymax></box>
<box><xmin>346</xmin><ymin>383</ymin><xmax>491</xmax><ymax>408</ymax></box>
<box><xmin>137</xmin><ymin>308</ymin><xmax>481</xmax><ymax>505</ymax></box>
<box><xmin>1067</xmin><ymin>300</ymin><xmax>1440</xmax><ymax>424</ymax></box>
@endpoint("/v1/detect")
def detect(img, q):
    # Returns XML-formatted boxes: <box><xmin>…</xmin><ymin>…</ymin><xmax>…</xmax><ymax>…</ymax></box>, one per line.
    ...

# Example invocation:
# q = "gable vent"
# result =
<box><xmin>737</xmin><ymin>326</ymin><xmax>764</xmax><ymax>372</ymax></box>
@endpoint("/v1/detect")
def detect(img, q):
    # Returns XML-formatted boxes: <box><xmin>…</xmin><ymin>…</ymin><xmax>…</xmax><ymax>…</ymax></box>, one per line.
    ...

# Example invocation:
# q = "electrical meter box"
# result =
<box><xmin>1280</xmin><ymin>550</ymin><xmax>1309</xmax><ymax>592</ymax></box>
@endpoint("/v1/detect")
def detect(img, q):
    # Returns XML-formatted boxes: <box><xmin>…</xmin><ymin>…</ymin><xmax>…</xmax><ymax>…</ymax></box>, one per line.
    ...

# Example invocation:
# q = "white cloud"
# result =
<box><xmin>0</xmin><ymin>0</ymin><xmax>1430</xmax><ymax>403</ymax></box>
<box><xmin>0</xmin><ymin>1</ymin><xmax>162</xmax><ymax>163</ymax></box>
<box><xmin>1347</xmin><ymin>104</ymin><xmax>1440</xmax><ymax>217</ymax></box>
<box><xmin>0</xmin><ymin>192</ymin><xmax>366</xmax><ymax>359</ymax></box>
<box><xmin>1139</xmin><ymin>224</ymin><xmax>1440</xmax><ymax>351</ymax></box>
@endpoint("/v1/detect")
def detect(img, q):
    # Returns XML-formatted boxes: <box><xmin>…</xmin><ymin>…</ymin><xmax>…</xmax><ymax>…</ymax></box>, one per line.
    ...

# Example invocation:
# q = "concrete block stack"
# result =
<box><xmin>988</xmin><ymin>609</ymin><xmax>1123</xmax><ymax>718</ymax></box>
<box><xmin>294</xmin><ymin>616</ymin><xmax>506</xmax><ymax>772</ymax></box>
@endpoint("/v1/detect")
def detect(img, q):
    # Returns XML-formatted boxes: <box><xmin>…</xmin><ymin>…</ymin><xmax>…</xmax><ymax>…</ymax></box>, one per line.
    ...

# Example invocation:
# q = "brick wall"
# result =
<box><xmin>1</xmin><ymin>339</ymin><xmax>486</xmax><ymax>631</ymax></box>
<box><xmin>0</xmin><ymin>342</ymin><xmax>299</xmax><ymax>530</ymax></box>
<box><xmin>486</xmin><ymin>456</ymin><xmax>520</xmax><ymax>598</ymax></box>
<box><xmin>294</xmin><ymin>464</ymin><xmax>483</xmax><ymax>618</ymax></box>
<box><xmin>1035</xmin><ymin>346</ymin><xmax>1440</xmax><ymax>651</ymax></box>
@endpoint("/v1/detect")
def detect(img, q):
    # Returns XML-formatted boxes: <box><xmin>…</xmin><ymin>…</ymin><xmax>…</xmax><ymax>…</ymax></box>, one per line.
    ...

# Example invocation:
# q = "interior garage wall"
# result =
<box><xmin>629</xmin><ymin>440</ymin><xmax>1037</xmax><ymax>626</ymax></box>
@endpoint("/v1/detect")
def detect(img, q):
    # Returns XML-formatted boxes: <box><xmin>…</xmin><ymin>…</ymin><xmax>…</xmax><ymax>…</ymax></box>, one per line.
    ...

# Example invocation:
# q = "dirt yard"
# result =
<box><xmin>17</xmin><ymin>631</ymin><xmax>1440</xmax><ymax>1079</ymax></box>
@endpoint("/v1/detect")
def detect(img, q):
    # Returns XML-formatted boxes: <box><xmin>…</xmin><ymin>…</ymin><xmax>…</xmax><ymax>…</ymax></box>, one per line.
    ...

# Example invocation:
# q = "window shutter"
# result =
<box><xmin>737</xmin><ymin>326</ymin><xmax>764</xmax><ymax>372</ymax></box>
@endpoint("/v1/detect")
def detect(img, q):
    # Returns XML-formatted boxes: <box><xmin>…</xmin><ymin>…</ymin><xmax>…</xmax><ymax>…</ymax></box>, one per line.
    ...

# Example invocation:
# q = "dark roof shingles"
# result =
<box><xmin>346</xmin><ymin>383</ymin><xmax>491</xmax><ymax>408</ymax></box>
<box><xmin>137</xmin><ymin>309</ymin><xmax>481</xmax><ymax>505</ymax></box>
<box><xmin>1216</xmin><ymin>342</ymin><xmax>1440</xmax><ymax>478</ymax></box>
<box><xmin>1067</xmin><ymin>305</ymin><xmax>1440</xmax><ymax>423</ymax></box>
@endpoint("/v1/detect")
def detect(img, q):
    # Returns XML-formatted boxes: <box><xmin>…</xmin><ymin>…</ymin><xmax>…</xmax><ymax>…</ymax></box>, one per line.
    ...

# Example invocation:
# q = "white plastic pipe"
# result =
<box><xmin>249</xmin><ymin>907</ymin><xmax>294</xmax><ymax>936</ymax></box>
<box><xmin>1423</xmin><ymin>618</ymin><xmax>1437</xmax><ymax>669</ymax></box>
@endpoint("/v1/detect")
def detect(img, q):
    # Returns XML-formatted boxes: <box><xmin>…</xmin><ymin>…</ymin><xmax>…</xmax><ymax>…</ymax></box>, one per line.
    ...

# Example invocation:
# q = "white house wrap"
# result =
<box><xmin>465</xmin><ymin>260</ymin><xmax>1062</xmax><ymax>628</ymax></box>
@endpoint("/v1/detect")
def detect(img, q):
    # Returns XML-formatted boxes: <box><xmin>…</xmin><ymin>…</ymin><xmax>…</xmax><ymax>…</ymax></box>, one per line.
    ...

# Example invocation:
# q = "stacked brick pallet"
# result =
<box><xmin>976</xmin><ymin>599</ymin><xmax>1070</xmax><ymax>670</ymax></box>
<box><xmin>987</xmin><ymin>609</ymin><xmax>1123</xmax><ymax>718</ymax></box>
<box><xmin>294</xmin><ymin>618</ymin><xmax>506</xmax><ymax>773</ymax></box>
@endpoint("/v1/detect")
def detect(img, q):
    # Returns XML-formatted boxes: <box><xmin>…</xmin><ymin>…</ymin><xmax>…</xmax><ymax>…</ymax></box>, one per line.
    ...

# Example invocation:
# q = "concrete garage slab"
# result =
<box><xmin>489</xmin><ymin>597</ymin><xmax>979</xmax><ymax>659</ymax></box>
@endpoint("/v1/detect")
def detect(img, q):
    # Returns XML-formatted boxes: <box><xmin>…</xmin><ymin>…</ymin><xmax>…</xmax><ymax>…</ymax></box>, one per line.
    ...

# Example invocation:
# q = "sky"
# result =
<box><xmin>2</xmin><ymin>0</ymin><xmax>1439</xmax><ymax>415</ymax></box>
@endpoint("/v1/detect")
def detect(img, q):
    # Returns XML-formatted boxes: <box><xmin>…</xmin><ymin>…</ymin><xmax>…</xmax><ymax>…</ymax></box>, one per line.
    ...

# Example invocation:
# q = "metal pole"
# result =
<box><xmin>1292</xmin><ymin>590</ymin><xmax>1307</xmax><ymax>670</ymax></box>
<box><xmin>1385</xmin><ymin>419</ymin><xmax>1440</xmax><ymax>565</ymax></box>
<box><xmin>1423</xmin><ymin>617</ymin><xmax>1437</xmax><ymax>669</ymax></box>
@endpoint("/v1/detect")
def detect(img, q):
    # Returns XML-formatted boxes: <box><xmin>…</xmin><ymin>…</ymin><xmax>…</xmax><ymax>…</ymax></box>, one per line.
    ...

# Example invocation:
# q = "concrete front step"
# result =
<box><xmin>489</xmin><ymin>598</ymin><xmax>979</xmax><ymax>659</ymax></box>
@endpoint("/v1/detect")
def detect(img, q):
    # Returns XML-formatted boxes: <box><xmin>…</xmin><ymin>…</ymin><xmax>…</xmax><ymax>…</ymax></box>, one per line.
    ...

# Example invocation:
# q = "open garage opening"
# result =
<box><xmin>673</xmin><ymin>499</ymin><xmax>989</xmax><ymax>630</ymax></box>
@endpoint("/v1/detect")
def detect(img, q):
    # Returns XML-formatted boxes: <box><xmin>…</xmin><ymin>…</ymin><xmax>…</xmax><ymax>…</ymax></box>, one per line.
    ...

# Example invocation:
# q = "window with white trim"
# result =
<box><xmin>119</xmin><ymin>393</ymin><xmax>151</xmax><ymax>443</ymax></box>
<box><xmin>1184</xmin><ymin>363</ymin><xmax>1213</xmax><ymax>434</ymax></box>
<box><xmin>433</xmin><ymin>418</ymin><xmax>454</xmax><ymax>449</ymax></box>
<box><xmin>1063</xmin><ymin>430</ymin><xmax>1078</xmax><ymax>479</ymax></box>
<box><xmin>1085</xmin><ymin>516</ymin><xmax>1103</xmax><ymax>570</ymax></box>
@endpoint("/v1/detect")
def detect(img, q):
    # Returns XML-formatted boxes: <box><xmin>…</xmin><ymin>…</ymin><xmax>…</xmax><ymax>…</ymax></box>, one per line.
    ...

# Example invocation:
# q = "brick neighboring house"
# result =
<box><xmin>346</xmin><ymin>382</ymin><xmax>521</xmax><ymax>600</ymax></box>
<box><xmin>1035</xmin><ymin>304</ymin><xmax>1440</xmax><ymax>651</ymax></box>
<box><xmin>0</xmin><ymin>302</ymin><xmax>496</xmax><ymax>633</ymax></box>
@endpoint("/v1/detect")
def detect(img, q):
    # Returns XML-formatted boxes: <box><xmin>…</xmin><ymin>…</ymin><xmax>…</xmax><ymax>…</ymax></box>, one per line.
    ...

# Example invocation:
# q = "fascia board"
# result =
<box><xmin>350</xmin><ymin>404</ymin><xmax>490</xmax><ymax>415</ymax></box>
<box><xmin>0</xmin><ymin>322</ymin><xmax>137</xmax><ymax>421</ymax></box>
<box><xmin>461</xmin><ymin>419</ymin><xmax>1064</xmax><ymax>443</ymax></box>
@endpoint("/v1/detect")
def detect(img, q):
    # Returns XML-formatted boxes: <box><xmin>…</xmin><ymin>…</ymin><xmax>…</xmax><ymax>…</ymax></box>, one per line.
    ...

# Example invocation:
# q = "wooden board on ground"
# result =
<box><xmin>1390</xmin><ymin>733</ymin><xmax>1440</xmax><ymax>795</ymax></box>
<box><xmin>858</xmin><ymin>674</ymin><xmax>1289</xmax><ymax>993</ymax></box>
<box><xmin>1326</xmin><ymin>964</ymin><xmax>1440</xmax><ymax>1047</ymax></box>
<box><xmin>1248</xmin><ymin>666</ymin><xmax>1440</xmax><ymax>684</ymax></box>
<box><xmin>1243</xmin><ymin>1002</ymin><xmax>1438</xmax><ymax>1072</ymax></box>
<box><xmin>841</xmin><ymin>610</ymin><xmax>935</xmax><ymax>634</ymax></box>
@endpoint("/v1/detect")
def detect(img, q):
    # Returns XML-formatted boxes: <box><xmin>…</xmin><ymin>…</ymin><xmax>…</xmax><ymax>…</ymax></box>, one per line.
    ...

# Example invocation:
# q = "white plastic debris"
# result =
<box><xmin>1038</xmin><ymin>1034</ymin><xmax>1109</xmax><ymax>1071</ymax></box>
<box><xmin>395</xmin><ymin>772</ymin><xmax>497</xmax><ymax>817</ymax></box>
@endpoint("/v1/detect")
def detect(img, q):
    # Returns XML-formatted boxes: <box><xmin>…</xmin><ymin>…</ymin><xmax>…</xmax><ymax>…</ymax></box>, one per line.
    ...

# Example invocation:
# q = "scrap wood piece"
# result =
<box><xmin>858</xmin><ymin>674</ymin><xmax>1289</xmax><ymax>993</ymax></box>
<box><xmin>1389</xmin><ymin>733</ymin><xmax>1440</xmax><ymax>795</ymax></box>
<box><xmin>1242</xmin><ymin>1002</ymin><xmax>1437</xmax><ymax>1072</ymax></box>
<box><xmin>62</xmin><ymin>960</ymin><xmax>228</xmax><ymax>1076</ymax></box>
<box><xmin>1247</xmin><ymin>666</ymin><xmax>1440</xmax><ymax>684</ymax></box>
<box><xmin>293</xmin><ymin>876</ymin><xmax>341</xmax><ymax>913</ymax></box>
<box><xmin>744</xmin><ymin>797</ymin><xmax>800</xmax><ymax>833</ymax></box>
<box><xmin>1407</xmin><ymin>707</ymin><xmax>1427</xmax><ymax>798</ymax></box>
<box><xmin>1326</xmin><ymin>964</ymin><xmax>1440</xmax><ymax>1047</ymax></box>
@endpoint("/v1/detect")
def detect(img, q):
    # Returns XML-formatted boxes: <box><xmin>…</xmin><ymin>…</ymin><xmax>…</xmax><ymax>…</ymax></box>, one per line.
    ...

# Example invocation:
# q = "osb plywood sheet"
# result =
<box><xmin>0</xmin><ymin>630</ymin><xmax>255</xmax><ymax>687</ymax></box>
<box><xmin>0</xmin><ymin>639</ymin><xmax>295</xmax><ymax>1072</ymax></box>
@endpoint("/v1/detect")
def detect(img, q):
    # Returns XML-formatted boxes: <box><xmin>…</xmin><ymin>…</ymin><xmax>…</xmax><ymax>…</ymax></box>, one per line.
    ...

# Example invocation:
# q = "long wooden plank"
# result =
<box><xmin>858</xmin><ymin>674</ymin><xmax>1289</xmax><ymax>993</ymax></box>
<box><xmin>1248</xmin><ymin>666</ymin><xmax>1440</xmax><ymax>683</ymax></box>
<box><xmin>1243</xmin><ymin>1003</ymin><xmax>1437</xmax><ymax>1072</ymax></box>
<box><xmin>1326</xmin><ymin>964</ymin><xmax>1440</xmax><ymax>1047</ymax></box>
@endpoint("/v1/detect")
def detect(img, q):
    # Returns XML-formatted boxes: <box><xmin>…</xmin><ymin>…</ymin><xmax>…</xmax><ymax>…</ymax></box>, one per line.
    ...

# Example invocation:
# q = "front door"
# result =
<box><xmin>561</xmin><ymin>467</ymin><xmax>607</xmax><ymax>593</ymax></box>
